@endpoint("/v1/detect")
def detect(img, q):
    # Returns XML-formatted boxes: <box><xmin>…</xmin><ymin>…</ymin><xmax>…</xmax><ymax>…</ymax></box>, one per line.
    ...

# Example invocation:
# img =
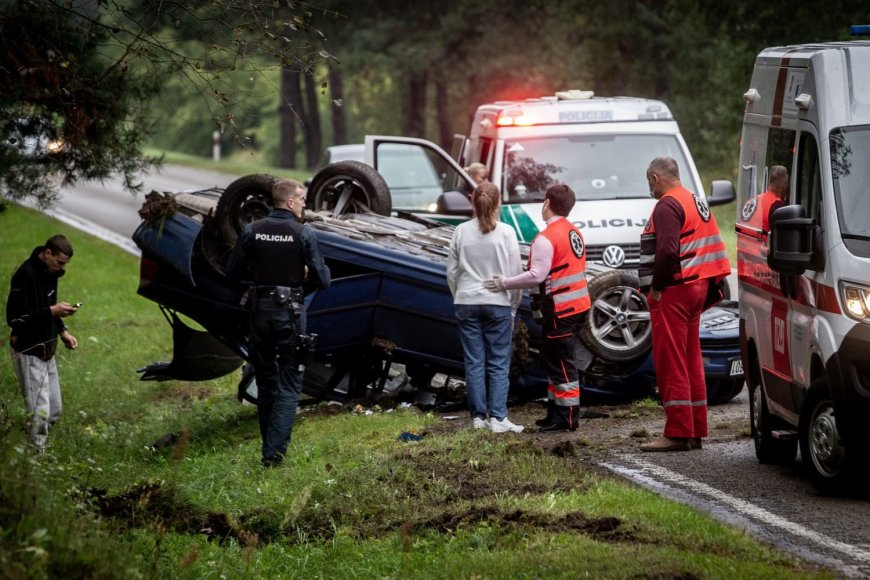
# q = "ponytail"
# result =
<box><xmin>472</xmin><ymin>182</ymin><xmax>501</xmax><ymax>234</ymax></box>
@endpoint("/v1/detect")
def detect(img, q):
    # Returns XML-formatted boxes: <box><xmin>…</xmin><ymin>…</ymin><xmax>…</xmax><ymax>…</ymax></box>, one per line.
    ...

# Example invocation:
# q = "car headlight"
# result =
<box><xmin>840</xmin><ymin>281</ymin><xmax>870</xmax><ymax>321</ymax></box>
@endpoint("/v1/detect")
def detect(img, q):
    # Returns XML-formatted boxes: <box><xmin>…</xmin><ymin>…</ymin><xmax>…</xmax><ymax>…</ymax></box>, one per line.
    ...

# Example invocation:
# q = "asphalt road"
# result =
<box><xmin>47</xmin><ymin>164</ymin><xmax>239</xmax><ymax>253</ymax></box>
<box><xmin>603</xmin><ymin>391</ymin><xmax>870</xmax><ymax>578</ymax></box>
<box><xmin>48</xmin><ymin>167</ymin><xmax>860</xmax><ymax>577</ymax></box>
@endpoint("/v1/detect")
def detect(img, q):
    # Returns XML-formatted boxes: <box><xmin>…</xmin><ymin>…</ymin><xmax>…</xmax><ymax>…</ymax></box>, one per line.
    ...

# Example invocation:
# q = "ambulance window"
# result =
<box><xmin>796</xmin><ymin>132</ymin><xmax>822</xmax><ymax>222</ymax></box>
<box><xmin>766</xmin><ymin>128</ymin><xmax>795</xmax><ymax>184</ymax></box>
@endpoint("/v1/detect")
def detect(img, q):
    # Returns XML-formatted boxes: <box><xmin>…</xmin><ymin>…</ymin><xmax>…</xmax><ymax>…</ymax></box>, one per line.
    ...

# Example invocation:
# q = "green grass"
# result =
<box><xmin>0</xmin><ymin>205</ymin><xmax>828</xmax><ymax>578</ymax></box>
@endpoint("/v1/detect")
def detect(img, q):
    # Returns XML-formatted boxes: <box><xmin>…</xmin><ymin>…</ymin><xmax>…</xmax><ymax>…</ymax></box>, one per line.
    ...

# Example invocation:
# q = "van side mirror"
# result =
<box><xmin>436</xmin><ymin>190</ymin><xmax>473</xmax><ymax>216</ymax></box>
<box><xmin>708</xmin><ymin>180</ymin><xmax>736</xmax><ymax>207</ymax></box>
<box><xmin>768</xmin><ymin>205</ymin><xmax>815</xmax><ymax>275</ymax></box>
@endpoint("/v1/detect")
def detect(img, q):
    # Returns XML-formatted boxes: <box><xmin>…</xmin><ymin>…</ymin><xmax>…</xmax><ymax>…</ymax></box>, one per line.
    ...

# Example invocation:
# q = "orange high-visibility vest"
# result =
<box><xmin>536</xmin><ymin>217</ymin><xmax>591</xmax><ymax>318</ymax></box>
<box><xmin>639</xmin><ymin>186</ymin><xmax>731</xmax><ymax>291</ymax></box>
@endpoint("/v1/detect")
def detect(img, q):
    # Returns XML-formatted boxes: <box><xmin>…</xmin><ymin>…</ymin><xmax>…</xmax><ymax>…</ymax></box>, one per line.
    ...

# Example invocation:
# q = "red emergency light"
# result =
<box><xmin>496</xmin><ymin>109</ymin><xmax>535</xmax><ymax>126</ymax></box>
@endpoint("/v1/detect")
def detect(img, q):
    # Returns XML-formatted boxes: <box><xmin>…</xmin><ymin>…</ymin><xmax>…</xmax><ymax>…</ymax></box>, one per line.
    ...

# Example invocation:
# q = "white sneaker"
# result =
<box><xmin>490</xmin><ymin>417</ymin><xmax>524</xmax><ymax>433</ymax></box>
<box><xmin>472</xmin><ymin>417</ymin><xmax>488</xmax><ymax>429</ymax></box>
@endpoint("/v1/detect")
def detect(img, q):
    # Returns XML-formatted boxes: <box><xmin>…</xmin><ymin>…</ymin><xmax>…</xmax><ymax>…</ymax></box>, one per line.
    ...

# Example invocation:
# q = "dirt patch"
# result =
<box><xmin>93</xmin><ymin>481</ymin><xmax>257</xmax><ymax>547</ymax></box>
<box><xmin>153</xmin><ymin>383</ymin><xmax>213</xmax><ymax>404</ymax></box>
<box><xmin>412</xmin><ymin>506</ymin><xmax>634</xmax><ymax>542</ymax></box>
<box><xmin>429</xmin><ymin>388</ymin><xmax>752</xmax><ymax>462</ymax></box>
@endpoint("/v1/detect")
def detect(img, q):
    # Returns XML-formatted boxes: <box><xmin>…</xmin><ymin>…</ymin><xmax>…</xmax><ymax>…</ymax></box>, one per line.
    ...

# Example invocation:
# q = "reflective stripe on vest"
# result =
<box><xmin>638</xmin><ymin>186</ymin><xmax>730</xmax><ymax>290</ymax></box>
<box><xmin>536</xmin><ymin>218</ymin><xmax>591</xmax><ymax>317</ymax></box>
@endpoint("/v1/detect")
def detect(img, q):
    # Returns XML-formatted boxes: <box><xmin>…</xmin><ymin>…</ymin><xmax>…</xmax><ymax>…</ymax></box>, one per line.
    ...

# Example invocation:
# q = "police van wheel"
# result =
<box><xmin>800</xmin><ymin>381</ymin><xmax>856</xmax><ymax>494</ymax></box>
<box><xmin>204</xmin><ymin>174</ymin><xmax>279</xmax><ymax>270</ymax></box>
<box><xmin>308</xmin><ymin>160</ymin><xmax>392</xmax><ymax>216</ymax></box>
<box><xmin>578</xmin><ymin>269</ymin><xmax>651</xmax><ymax>362</ymax></box>
<box><xmin>750</xmin><ymin>379</ymin><xmax>797</xmax><ymax>464</ymax></box>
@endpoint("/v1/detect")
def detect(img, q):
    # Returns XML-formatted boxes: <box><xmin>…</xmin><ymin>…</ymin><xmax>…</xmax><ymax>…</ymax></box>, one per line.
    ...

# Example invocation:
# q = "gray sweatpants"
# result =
<box><xmin>10</xmin><ymin>348</ymin><xmax>62</xmax><ymax>451</ymax></box>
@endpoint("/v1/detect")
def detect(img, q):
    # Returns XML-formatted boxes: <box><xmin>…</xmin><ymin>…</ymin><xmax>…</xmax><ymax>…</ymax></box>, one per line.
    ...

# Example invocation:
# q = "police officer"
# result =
<box><xmin>485</xmin><ymin>184</ymin><xmax>591</xmax><ymax>432</ymax></box>
<box><xmin>226</xmin><ymin>179</ymin><xmax>330</xmax><ymax>467</ymax></box>
<box><xmin>638</xmin><ymin>157</ymin><xmax>731</xmax><ymax>452</ymax></box>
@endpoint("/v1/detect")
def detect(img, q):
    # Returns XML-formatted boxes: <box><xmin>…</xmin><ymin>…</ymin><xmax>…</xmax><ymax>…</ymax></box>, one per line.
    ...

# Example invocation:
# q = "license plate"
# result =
<box><xmin>729</xmin><ymin>358</ymin><xmax>744</xmax><ymax>377</ymax></box>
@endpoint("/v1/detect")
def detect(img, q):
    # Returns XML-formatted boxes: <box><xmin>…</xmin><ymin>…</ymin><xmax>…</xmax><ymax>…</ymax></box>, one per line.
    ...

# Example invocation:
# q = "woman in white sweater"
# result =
<box><xmin>447</xmin><ymin>182</ymin><xmax>524</xmax><ymax>433</ymax></box>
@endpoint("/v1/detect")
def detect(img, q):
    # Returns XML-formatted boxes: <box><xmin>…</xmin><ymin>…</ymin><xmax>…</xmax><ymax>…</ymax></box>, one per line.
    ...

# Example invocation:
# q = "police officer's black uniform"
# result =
<box><xmin>226</xmin><ymin>207</ymin><xmax>330</xmax><ymax>466</ymax></box>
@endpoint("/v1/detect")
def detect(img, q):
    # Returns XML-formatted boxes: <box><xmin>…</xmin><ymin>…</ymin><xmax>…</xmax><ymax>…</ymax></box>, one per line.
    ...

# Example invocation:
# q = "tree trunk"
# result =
<box><xmin>328</xmin><ymin>66</ymin><xmax>347</xmax><ymax>145</ymax></box>
<box><xmin>435</xmin><ymin>78</ymin><xmax>451</xmax><ymax>151</ymax></box>
<box><xmin>405</xmin><ymin>74</ymin><xmax>427</xmax><ymax>138</ymax></box>
<box><xmin>303</xmin><ymin>73</ymin><xmax>322</xmax><ymax>170</ymax></box>
<box><xmin>279</xmin><ymin>68</ymin><xmax>304</xmax><ymax>169</ymax></box>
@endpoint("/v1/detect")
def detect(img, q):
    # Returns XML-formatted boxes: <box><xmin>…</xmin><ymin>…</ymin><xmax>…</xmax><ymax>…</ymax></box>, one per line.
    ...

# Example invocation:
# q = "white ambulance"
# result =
<box><xmin>737</xmin><ymin>30</ymin><xmax>870</xmax><ymax>492</ymax></box>
<box><xmin>358</xmin><ymin>91</ymin><xmax>735</xmax><ymax>269</ymax></box>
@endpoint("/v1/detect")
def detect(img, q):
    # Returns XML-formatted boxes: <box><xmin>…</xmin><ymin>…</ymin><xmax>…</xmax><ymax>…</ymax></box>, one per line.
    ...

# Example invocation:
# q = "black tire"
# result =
<box><xmin>578</xmin><ymin>269</ymin><xmax>651</xmax><ymax>362</ymax></box>
<box><xmin>200</xmin><ymin>174</ymin><xmax>278</xmax><ymax>272</ymax></box>
<box><xmin>748</xmin><ymin>359</ymin><xmax>797</xmax><ymax>464</ymax></box>
<box><xmin>800</xmin><ymin>379</ymin><xmax>857</xmax><ymax>494</ymax></box>
<box><xmin>708</xmin><ymin>378</ymin><xmax>745</xmax><ymax>405</ymax></box>
<box><xmin>307</xmin><ymin>160</ymin><xmax>392</xmax><ymax>216</ymax></box>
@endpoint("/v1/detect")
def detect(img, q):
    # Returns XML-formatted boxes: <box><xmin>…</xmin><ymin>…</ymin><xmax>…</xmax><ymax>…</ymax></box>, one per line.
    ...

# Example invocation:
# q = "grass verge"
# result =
<box><xmin>0</xmin><ymin>205</ymin><xmax>827</xmax><ymax>578</ymax></box>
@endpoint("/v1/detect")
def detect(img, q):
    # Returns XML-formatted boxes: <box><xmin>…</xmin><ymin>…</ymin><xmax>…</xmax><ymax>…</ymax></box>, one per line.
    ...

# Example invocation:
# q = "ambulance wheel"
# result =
<box><xmin>204</xmin><ymin>174</ymin><xmax>278</xmax><ymax>270</ymax></box>
<box><xmin>578</xmin><ymin>269</ymin><xmax>651</xmax><ymax>362</ymax></box>
<box><xmin>800</xmin><ymin>380</ymin><xmax>857</xmax><ymax>494</ymax></box>
<box><xmin>308</xmin><ymin>161</ymin><xmax>392</xmax><ymax>216</ymax></box>
<box><xmin>749</xmin><ymin>371</ymin><xmax>797</xmax><ymax>464</ymax></box>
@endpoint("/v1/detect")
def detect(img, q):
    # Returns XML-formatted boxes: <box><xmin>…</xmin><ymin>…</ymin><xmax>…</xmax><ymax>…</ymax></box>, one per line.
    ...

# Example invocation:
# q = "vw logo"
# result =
<box><xmin>602</xmin><ymin>245</ymin><xmax>625</xmax><ymax>268</ymax></box>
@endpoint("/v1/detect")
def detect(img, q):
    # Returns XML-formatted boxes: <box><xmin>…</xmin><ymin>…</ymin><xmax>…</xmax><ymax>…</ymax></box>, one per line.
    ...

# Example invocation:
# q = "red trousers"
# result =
<box><xmin>649</xmin><ymin>280</ymin><xmax>708</xmax><ymax>439</ymax></box>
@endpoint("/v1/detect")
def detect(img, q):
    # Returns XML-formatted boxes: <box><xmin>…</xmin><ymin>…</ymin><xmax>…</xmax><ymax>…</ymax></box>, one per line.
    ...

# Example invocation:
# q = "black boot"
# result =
<box><xmin>535</xmin><ymin>400</ymin><xmax>555</xmax><ymax>427</ymax></box>
<box><xmin>540</xmin><ymin>405</ymin><xmax>580</xmax><ymax>432</ymax></box>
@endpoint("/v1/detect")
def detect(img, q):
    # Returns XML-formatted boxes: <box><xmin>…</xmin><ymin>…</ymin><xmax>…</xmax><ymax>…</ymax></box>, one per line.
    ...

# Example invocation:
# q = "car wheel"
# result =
<box><xmin>800</xmin><ymin>379</ymin><xmax>857</xmax><ymax>494</ymax></box>
<box><xmin>307</xmin><ymin>160</ymin><xmax>392</xmax><ymax>216</ymax></box>
<box><xmin>578</xmin><ymin>269</ymin><xmax>651</xmax><ymax>362</ymax></box>
<box><xmin>201</xmin><ymin>174</ymin><xmax>278</xmax><ymax>271</ymax></box>
<box><xmin>749</xmin><ymin>367</ymin><xmax>797</xmax><ymax>464</ymax></box>
<box><xmin>214</xmin><ymin>174</ymin><xmax>279</xmax><ymax>241</ymax></box>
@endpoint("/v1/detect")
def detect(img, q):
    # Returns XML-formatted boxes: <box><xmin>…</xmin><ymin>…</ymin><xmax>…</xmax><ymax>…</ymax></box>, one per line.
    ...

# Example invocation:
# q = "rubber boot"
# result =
<box><xmin>539</xmin><ymin>404</ymin><xmax>579</xmax><ymax>432</ymax></box>
<box><xmin>535</xmin><ymin>400</ymin><xmax>555</xmax><ymax>427</ymax></box>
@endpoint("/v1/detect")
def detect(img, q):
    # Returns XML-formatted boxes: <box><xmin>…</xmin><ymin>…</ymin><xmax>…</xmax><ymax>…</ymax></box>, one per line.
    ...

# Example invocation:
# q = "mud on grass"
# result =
<box><xmin>94</xmin><ymin>434</ymin><xmax>626</xmax><ymax>548</ymax></box>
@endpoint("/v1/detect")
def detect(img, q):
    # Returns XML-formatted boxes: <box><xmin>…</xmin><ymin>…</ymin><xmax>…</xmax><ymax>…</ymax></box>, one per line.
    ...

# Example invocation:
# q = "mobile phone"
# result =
<box><xmin>74</xmin><ymin>302</ymin><xmax>83</xmax><ymax>308</ymax></box>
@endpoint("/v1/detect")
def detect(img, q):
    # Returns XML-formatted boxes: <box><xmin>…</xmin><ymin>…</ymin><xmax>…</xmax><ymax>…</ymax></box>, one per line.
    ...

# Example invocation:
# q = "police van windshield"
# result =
<box><xmin>502</xmin><ymin>134</ymin><xmax>694</xmax><ymax>203</ymax></box>
<box><xmin>830</xmin><ymin>125</ymin><xmax>870</xmax><ymax>239</ymax></box>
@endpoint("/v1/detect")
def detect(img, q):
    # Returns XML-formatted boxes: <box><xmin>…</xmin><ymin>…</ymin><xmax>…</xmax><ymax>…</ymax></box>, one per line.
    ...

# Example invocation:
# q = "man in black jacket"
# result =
<box><xmin>6</xmin><ymin>234</ymin><xmax>79</xmax><ymax>451</ymax></box>
<box><xmin>226</xmin><ymin>179</ymin><xmax>331</xmax><ymax>467</ymax></box>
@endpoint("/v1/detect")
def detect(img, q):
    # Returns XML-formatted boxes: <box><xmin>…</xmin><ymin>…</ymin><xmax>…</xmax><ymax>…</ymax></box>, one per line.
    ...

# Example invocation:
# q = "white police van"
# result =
<box><xmin>357</xmin><ymin>91</ymin><xmax>735</xmax><ymax>269</ymax></box>
<box><xmin>736</xmin><ymin>27</ymin><xmax>870</xmax><ymax>492</ymax></box>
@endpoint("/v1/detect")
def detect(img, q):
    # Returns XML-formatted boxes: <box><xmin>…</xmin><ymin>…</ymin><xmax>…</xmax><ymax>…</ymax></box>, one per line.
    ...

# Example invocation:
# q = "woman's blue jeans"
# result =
<box><xmin>454</xmin><ymin>304</ymin><xmax>513</xmax><ymax>421</ymax></box>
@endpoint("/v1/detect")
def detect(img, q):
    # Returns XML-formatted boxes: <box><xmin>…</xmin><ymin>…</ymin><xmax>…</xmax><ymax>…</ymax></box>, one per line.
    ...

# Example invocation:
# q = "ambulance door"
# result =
<box><xmin>786</xmin><ymin>126</ymin><xmax>824</xmax><ymax>409</ymax></box>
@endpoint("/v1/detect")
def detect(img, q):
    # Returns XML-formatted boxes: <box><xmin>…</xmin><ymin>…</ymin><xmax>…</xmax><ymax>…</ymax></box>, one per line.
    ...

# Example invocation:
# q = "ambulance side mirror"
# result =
<box><xmin>768</xmin><ymin>205</ymin><xmax>814</xmax><ymax>275</ymax></box>
<box><xmin>707</xmin><ymin>180</ymin><xmax>736</xmax><ymax>207</ymax></box>
<box><xmin>436</xmin><ymin>190</ymin><xmax>473</xmax><ymax>216</ymax></box>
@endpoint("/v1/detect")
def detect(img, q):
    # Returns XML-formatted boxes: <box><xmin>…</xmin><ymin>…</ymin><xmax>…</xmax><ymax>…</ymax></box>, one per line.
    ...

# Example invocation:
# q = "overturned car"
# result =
<box><xmin>132</xmin><ymin>170</ymin><xmax>745</xmax><ymax>405</ymax></box>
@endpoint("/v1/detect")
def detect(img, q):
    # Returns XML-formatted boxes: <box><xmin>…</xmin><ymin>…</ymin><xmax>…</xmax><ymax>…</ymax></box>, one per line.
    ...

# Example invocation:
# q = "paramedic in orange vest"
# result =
<box><xmin>484</xmin><ymin>184</ymin><xmax>591</xmax><ymax>432</ymax></box>
<box><xmin>638</xmin><ymin>157</ymin><xmax>731</xmax><ymax>452</ymax></box>
<box><xmin>740</xmin><ymin>165</ymin><xmax>788</xmax><ymax>235</ymax></box>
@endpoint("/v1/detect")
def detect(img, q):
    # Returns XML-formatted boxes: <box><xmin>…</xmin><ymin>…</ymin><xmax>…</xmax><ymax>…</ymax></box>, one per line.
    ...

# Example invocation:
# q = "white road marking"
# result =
<box><xmin>604</xmin><ymin>455</ymin><xmax>870</xmax><ymax>568</ymax></box>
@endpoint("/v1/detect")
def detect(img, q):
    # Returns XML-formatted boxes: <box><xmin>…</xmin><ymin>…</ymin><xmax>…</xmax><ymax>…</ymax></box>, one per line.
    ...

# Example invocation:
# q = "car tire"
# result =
<box><xmin>749</xmin><ymin>367</ymin><xmax>797</xmax><ymax>464</ymax></box>
<box><xmin>799</xmin><ymin>379</ymin><xmax>861</xmax><ymax>494</ymax></box>
<box><xmin>578</xmin><ymin>269</ymin><xmax>651</xmax><ymax>362</ymax></box>
<box><xmin>307</xmin><ymin>160</ymin><xmax>392</xmax><ymax>216</ymax></box>
<box><xmin>201</xmin><ymin>174</ymin><xmax>278</xmax><ymax>271</ymax></box>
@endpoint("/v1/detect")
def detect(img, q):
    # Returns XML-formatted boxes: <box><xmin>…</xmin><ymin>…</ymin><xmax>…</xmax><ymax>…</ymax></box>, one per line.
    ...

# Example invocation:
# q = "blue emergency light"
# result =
<box><xmin>850</xmin><ymin>24</ymin><xmax>870</xmax><ymax>36</ymax></box>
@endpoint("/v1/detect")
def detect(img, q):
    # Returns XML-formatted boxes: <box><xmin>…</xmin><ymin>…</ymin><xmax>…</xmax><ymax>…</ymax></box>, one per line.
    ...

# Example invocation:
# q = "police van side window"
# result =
<box><xmin>796</xmin><ymin>132</ymin><xmax>822</xmax><ymax>223</ymax></box>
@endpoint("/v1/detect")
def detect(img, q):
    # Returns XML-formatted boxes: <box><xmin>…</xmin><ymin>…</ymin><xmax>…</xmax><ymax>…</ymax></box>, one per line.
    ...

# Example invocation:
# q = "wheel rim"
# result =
<box><xmin>313</xmin><ymin>176</ymin><xmax>375</xmax><ymax>215</ymax></box>
<box><xmin>230</xmin><ymin>191</ymin><xmax>271</xmax><ymax>232</ymax></box>
<box><xmin>589</xmin><ymin>286</ymin><xmax>651</xmax><ymax>354</ymax></box>
<box><xmin>809</xmin><ymin>402</ymin><xmax>843</xmax><ymax>477</ymax></box>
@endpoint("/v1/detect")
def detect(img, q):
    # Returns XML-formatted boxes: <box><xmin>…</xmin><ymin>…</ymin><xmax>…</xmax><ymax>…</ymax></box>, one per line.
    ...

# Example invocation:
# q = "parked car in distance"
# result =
<box><xmin>132</xmin><ymin>173</ymin><xmax>745</xmax><ymax>406</ymax></box>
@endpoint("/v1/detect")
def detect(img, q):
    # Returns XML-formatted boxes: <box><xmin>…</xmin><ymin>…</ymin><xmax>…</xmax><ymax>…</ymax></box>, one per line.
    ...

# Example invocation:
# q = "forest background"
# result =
<box><xmin>1</xmin><ymin>1</ymin><xmax>869</xmax><ymax>204</ymax></box>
